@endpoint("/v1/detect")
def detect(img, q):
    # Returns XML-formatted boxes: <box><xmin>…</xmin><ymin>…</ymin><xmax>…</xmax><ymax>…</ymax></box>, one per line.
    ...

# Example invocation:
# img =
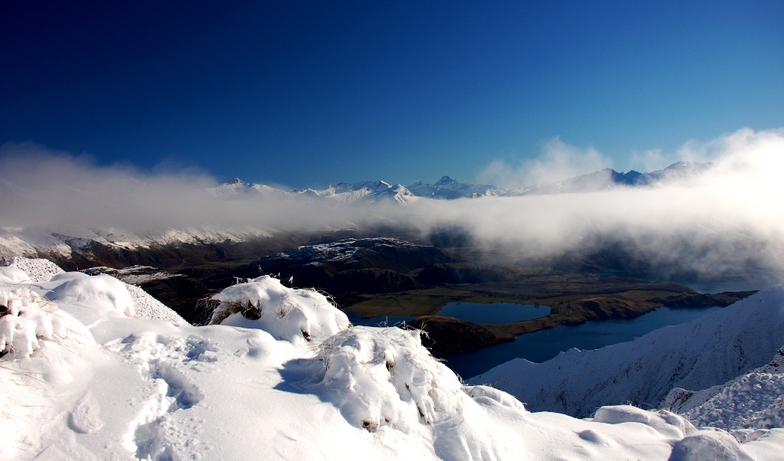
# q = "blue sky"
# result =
<box><xmin>1</xmin><ymin>1</ymin><xmax>782</xmax><ymax>189</ymax></box>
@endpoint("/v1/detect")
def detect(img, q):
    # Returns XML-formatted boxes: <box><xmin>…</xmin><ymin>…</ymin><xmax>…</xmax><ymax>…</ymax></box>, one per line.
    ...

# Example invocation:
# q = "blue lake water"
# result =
<box><xmin>437</xmin><ymin>302</ymin><xmax>550</xmax><ymax>324</ymax></box>
<box><xmin>442</xmin><ymin>306</ymin><xmax>723</xmax><ymax>380</ymax></box>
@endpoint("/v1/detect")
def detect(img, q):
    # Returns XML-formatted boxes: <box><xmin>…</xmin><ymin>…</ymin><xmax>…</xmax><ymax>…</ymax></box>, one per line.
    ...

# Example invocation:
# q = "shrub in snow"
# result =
<box><xmin>0</xmin><ymin>286</ymin><xmax>91</xmax><ymax>357</ymax></box>
<box><xmin>307</xmin><ymin>326</ymin><xmax>466</xmax><ymax>433</ymax></box>
<box><xmin>209</xmin><ymin>275</ymin><xmax>349</xmax><ymax>346</ymax></box>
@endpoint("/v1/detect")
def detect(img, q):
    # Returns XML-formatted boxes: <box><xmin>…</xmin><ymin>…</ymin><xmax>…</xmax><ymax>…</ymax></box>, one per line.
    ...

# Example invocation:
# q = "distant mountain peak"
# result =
<box><xmin>435</xmin><ymin>175</ymin><xmax>456</xmax><ymax>186</ymax></box>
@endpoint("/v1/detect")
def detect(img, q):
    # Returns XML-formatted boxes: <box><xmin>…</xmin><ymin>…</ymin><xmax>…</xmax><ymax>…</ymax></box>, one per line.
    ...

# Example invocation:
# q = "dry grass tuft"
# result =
<box><xmin>208</xmin><ymin>299</ymin><xmax>262</xmax><ymax>325</ymax></box>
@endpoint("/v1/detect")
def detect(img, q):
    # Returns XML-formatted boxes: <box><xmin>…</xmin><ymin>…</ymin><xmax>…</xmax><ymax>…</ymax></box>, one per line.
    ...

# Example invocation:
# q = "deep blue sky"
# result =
<box><xmin>2</xmin><ymin>1</ymin><xmax>782</xmax><ymax>188</ymax></box>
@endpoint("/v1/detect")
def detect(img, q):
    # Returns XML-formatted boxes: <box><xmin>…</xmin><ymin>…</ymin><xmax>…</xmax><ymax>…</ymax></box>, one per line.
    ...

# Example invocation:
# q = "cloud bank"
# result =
<box><xmin>2</xmin><ymin>128</ymin><xmax>784</xmax><ymax>290</ymax></box>
<box><xmin>476</xmin><ymin>138</ymin><xmax>613</xmax><ymax>188</ymax></box>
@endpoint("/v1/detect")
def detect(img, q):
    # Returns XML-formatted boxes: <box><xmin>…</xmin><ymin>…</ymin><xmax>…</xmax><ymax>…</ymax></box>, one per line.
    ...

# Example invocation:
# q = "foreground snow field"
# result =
<box><xmin>1</xmin><ymin>258</ymin><xmax>783</xmax><ymax>460</ymax></box>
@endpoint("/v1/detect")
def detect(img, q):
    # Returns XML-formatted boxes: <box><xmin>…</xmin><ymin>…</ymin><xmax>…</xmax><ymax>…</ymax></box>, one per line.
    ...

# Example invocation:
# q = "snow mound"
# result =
<box><xmin>0</xmin><ymin>285</ymin><xmax>93</xmax><ymax>357</ymax></box>
<box><xmin>0</xmin><ymin>265</ymin><xmax>31</xmax><ymax>284</ymax></box>
<box><xmin>45</xmin><ymin>272</ymin><xmax>136</xmax><ymax>318</ymax></box>
<box><xmin>210</xmin><ymin>275</ymin><xmax>349</xmax><ymax>346</ymax></box>
<box><xmin>592</xmin><ymin>405</ymin><xmax>696</xmax><ymax>439</ymax></box>
<box><xmin>1</xmin><ymin>256</ymin><xmax>64</xmax><ymax>283</ymax></box>
<box><xmin>669</xmin><ymin>430</ymin><xmax>755</xmax><ymax>461</ymax></box>
<box><xmin>3</xmin><ymin>257</ymin><xmax>183</xmax><ymax>324</ymax></box>
<box><xmin>277</xmin><ymin>325</ymin><xmax>531</xmax><ymax>460</ymax></box>
<box><xmin>315</xmin><ymin>326</ymin><xmax>465</xmax><ymax>432</ymax></box>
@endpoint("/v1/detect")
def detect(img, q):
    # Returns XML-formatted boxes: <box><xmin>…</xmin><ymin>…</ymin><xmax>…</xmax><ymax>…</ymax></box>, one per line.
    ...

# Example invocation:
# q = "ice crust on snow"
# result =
<box><xmin>1</xmin><ymin>264</ymin><xmax>783</xmax><ymax>460</ymax></box>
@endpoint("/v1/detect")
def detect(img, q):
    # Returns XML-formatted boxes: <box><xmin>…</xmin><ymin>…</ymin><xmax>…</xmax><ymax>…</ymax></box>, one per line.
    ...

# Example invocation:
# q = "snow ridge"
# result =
<box><xmin>471</xmin><ymin>286</ymin><xmax>784</xmax><ymax>418</ymax></box>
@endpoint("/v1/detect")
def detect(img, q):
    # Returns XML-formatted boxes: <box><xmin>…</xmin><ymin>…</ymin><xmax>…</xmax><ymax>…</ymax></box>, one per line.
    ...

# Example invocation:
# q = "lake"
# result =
<box><xmin>344</xmin><ymin>301</ymin><xmax>549</xmax><ymax>327</ymax></box>
<box><xmin>442</xmin><ymin>306</ymin><xmax>723</xmax><ymax>379</ymax></box>
<box><xmin>437</xmin><ymin>302</ymin><xmax>550</xmax><ymax>324</ymax></box>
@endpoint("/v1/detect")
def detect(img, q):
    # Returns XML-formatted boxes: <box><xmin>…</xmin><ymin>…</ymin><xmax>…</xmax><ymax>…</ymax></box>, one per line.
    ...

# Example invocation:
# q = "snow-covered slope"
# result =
<box><xmin>3</xmin><ymin>264</ymin><xmax>782</xmax><ymax>460</ymax></box>
<box><xmin>206</xmin><ymin>178</ymin><xmax>297</xmax><ymax>200</ymax></box>
<box><xmin>470</xmin><ymin>287</ymin><xmax>784</xmax><ymax>418</ymax></box>
<box><xmin>663</xmin><ymin>346</ymin><xmax>784</xmax><ymax>435</ymax></box>
<box><xmin>295</xmin><ymin>180</ymin><xmax>416</xmax><ymax>204</ymax></box>
<box><xmin>0</xmin><ymin>225</ymin><xmax>276</xmax><ymax>258</ymax></box>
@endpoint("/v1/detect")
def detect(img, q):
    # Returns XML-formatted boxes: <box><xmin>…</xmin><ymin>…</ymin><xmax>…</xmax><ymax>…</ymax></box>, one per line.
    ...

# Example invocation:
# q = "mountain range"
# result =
<box><xmin>211</xmin><ymin>161</ymin><xmax>711</xmax><ymax>203</ymax></box>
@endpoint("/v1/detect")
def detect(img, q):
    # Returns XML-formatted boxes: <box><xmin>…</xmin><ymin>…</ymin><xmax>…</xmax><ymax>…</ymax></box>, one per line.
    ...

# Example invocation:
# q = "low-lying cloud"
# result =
<box><xmin>476</xmin><ymin>138</ymin><xmax>613</xmax><ymax>188</ymax></box>
<box><xmin>2</xmin><ymin>128</ymin><xmax>784</xmax><ymax>290</ymax></box>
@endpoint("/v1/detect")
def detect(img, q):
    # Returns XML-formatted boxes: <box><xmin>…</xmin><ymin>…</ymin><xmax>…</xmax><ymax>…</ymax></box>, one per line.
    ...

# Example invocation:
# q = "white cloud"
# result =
<box><xmin>476</xmin><ymin>138</ymin><xmax>613</xmax><ymax>188</ymax></box>
<box><xmin>2</xmin><ymin>128</ymin><xmax>784</xmax><ymax>288</ymax></box>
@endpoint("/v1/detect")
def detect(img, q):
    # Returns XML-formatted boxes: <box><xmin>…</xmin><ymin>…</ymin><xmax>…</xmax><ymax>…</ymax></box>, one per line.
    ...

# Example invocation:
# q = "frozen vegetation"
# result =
<box><xmin>1</xmin><ymin>258</ymin><xmax>783</xmax><ymax>460</ymax></box>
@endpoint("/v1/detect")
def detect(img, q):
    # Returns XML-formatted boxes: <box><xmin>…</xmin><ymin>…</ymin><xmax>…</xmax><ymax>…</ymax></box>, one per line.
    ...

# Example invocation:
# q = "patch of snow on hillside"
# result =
<box><xmin>82</xmin><ymin>265</ymin><xmax>183</xmax><ymax>285</ymax></box>
<box><xmin>44</xmin><ymin>272</ymin><xmax>136</xmax><ymax>319</ymax></box>
<box><xmin>3</xmin><ymin>258</ymin><xmax>184</xmax><ymax>324</ymax></box>
<box><xmin>293</xmin><ymin>326</ymin><xmax>467</xmax><ymax>431</ymax></box>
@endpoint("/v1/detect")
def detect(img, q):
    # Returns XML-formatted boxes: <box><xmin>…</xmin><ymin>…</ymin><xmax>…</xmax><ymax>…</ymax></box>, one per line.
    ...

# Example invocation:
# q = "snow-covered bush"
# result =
<box><xmin>0</xmin><ymin>286</ymin><xmax>91</xmax><ymax>357</ymax></box>
<box><xmin>209</xmin><ymin>275</ymin><xmax>350</xmax><ymax>346</ymax></box>
<box><xmin>312</xmin><ymin>326</ymin><xmax>465</xmax><ymax>433</ymax></box>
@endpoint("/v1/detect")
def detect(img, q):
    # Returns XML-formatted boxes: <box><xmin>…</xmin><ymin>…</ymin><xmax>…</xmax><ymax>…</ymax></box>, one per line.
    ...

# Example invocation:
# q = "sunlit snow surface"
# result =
<box><xmin>1</xmin><ymin>259</ymin><xmax>783</xmax><ymax>460</ymax></box>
